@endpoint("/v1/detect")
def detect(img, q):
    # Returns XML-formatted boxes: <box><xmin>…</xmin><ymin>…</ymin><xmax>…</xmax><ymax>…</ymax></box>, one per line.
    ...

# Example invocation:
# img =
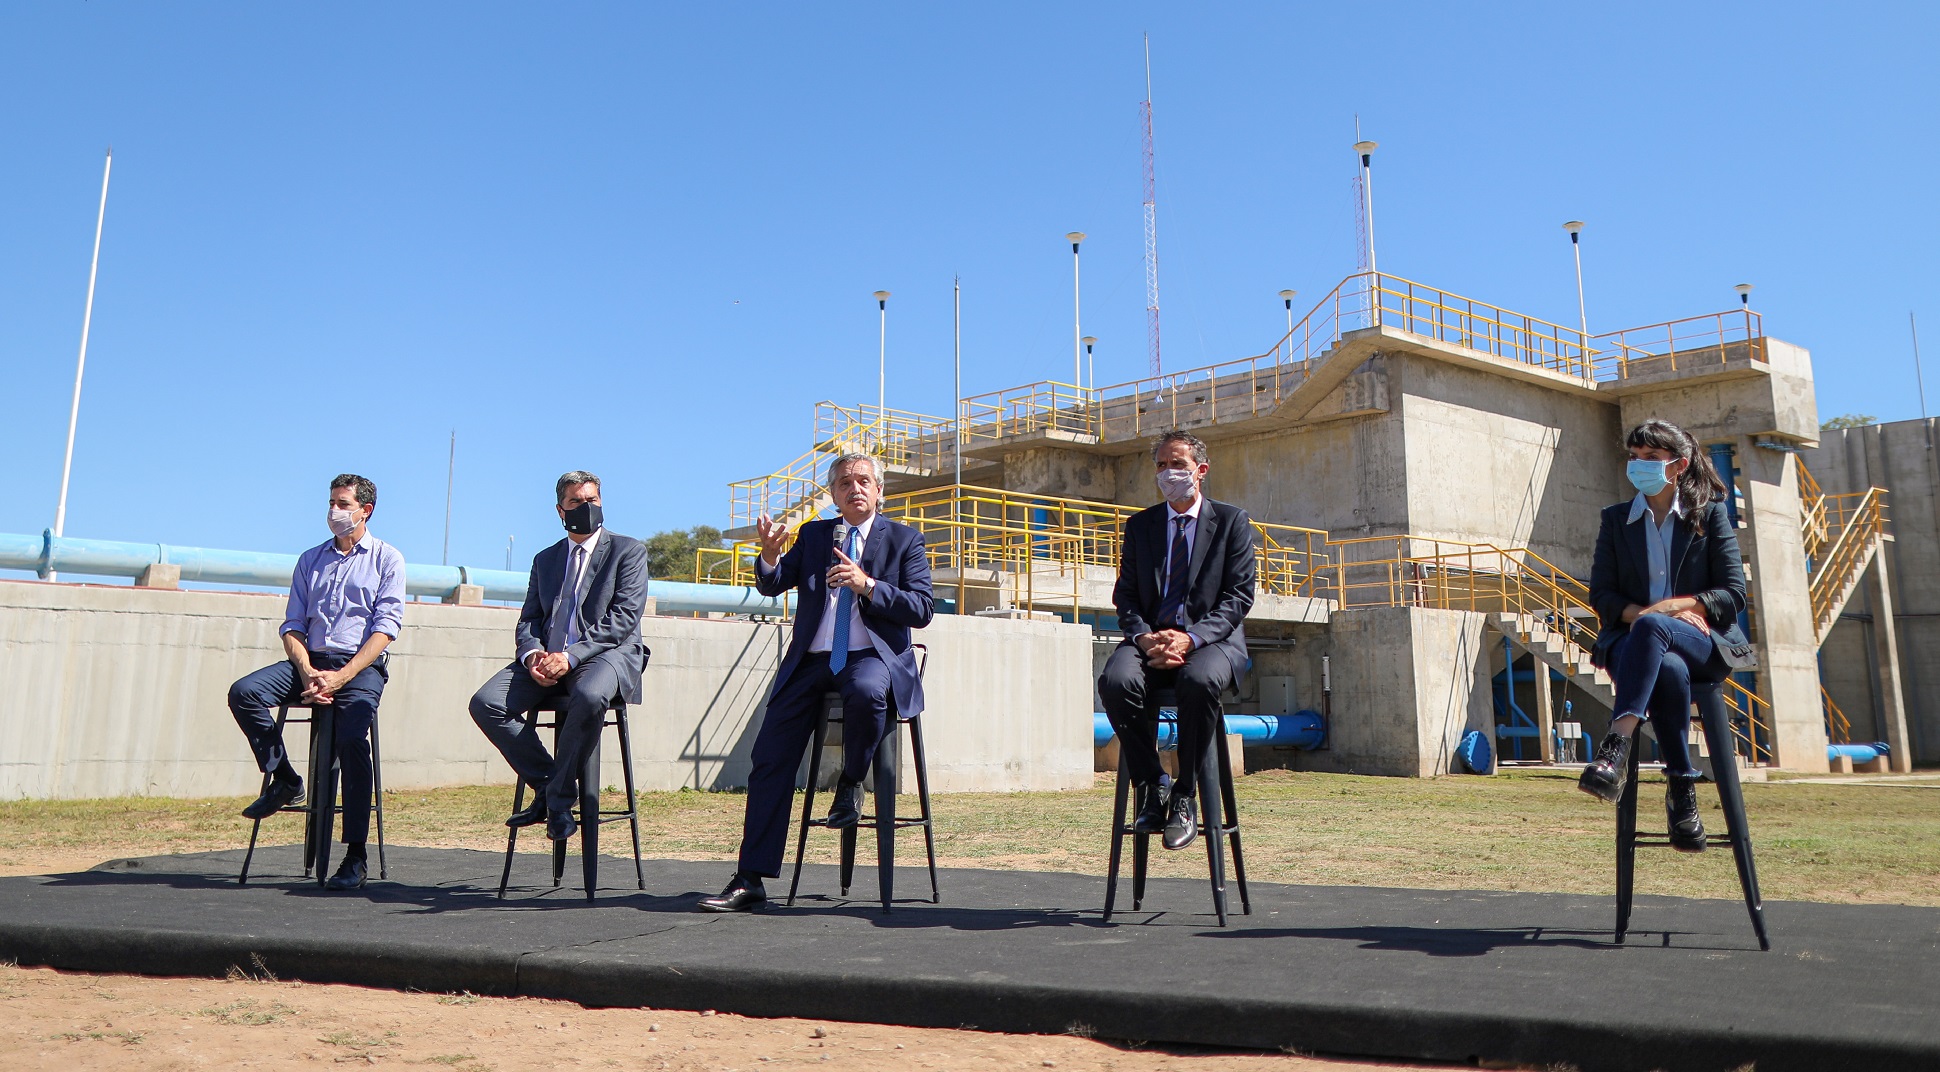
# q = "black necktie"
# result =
<box><xmin>1156</xmin><ymin>516</ymin><xmax>1191</xmax><ymax>628</ymax></box>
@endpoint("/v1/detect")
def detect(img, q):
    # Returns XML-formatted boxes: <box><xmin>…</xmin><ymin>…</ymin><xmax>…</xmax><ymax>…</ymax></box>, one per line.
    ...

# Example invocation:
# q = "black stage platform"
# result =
<box><xmin>0</xmin><ymin>846</ymin><xmax>1933</xmax><ymax>1072</ymax></box>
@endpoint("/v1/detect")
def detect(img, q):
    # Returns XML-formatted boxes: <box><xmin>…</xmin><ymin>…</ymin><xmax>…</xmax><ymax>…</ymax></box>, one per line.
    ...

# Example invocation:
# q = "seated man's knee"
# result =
<box><xmin>468</xmin><ymin>686</ymin><xmax>503</xmax><ymax>726</ymax></box>
<box><xmin>839</xmin><ymin>665</ymin><xmax>890</xmax><ymax>708</ymax></box>
<box><xmin>569</xmin><ymin>677</ymin><xmax>614</xmax><ymax>714</ymax></box>
<box><xmin>1175</xmin><ymin>661</ymin><xmax>1227</xmax><ymax>705</ymax></box>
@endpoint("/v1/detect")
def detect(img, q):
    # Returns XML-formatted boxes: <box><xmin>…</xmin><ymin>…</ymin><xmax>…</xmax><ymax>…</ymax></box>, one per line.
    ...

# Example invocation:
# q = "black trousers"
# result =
<box><xmin>735</xmin><ymin>650</ymin><xmax>892</xmax><ymax>878</ymax></box>
<box><xmin>228</xmin><ymin>652</ymin><xmax>386</xmax><ymax>844</ymax></box>
<box><xmin>1098</xmin><ymin>642</ymin><xmax>1234</xmax><ymax>796</ymax></box>
<box><xmin>469</xmin><ymin>655</ymin><xmax>626</xmax><ymax>817</ymax></box>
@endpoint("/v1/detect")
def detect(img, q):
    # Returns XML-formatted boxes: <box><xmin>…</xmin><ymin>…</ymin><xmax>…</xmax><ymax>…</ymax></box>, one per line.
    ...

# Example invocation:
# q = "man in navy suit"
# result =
<box><xmin>469</xmin><ymin>471</ymin><xmax>650</xmax><ymax>843</ymax></box>
<box><xmin>700</xmin><ymin>452</ymin><xmax>934</xmax><ymax>912</ymax></box>
<box><xmin>1099</xmin><ymin>431</ymin><xmax>1256</xmax><ymax>851</ymax></box>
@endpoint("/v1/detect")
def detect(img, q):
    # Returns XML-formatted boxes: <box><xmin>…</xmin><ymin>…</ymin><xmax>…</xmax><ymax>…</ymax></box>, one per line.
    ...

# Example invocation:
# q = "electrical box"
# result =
<box><xmin>1256</xmin><ymin>676</ymin><xmax>1295</xmax><ymax>714</ymax></box>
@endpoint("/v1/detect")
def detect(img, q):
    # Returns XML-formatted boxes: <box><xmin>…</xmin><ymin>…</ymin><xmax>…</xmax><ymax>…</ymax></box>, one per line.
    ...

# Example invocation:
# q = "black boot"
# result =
<box><xmin>1578</xmin><ymin>732</ymin><xmax>1631</xmax><ymax>802</ymax></box>
<box><xmin>1666</xmin><ymin>775</ymin><xmax>1707</xmax><ymax>853</ymax></box>
<box><xmin>826</xmin><ymin>778</ymin><xmax>863</xmax><ymax>830</ymax></box>
<box><xmin>1131</xmin><ymin>781</ymin><xmax>1170</xmax><ymax>834</ymax></box>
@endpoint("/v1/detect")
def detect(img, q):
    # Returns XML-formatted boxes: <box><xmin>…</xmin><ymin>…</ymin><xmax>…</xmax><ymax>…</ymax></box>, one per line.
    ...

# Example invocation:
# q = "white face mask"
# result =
<box><xmin>1156</xmin><ymin>467</ymin><xmax>1198</xmax><ymax>504</ymax></box>
<box><xmin>327</xmin><ymin>506</ymin><xmax>362</xmax><ymax>537</ymax></box>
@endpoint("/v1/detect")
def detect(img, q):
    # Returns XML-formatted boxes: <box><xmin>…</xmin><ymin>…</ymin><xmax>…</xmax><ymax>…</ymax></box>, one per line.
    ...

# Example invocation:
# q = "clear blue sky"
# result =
<box><xmin>3</xmin><ymin>3</ymin><xmax>1935</xmax><ymax>578</ymax></box>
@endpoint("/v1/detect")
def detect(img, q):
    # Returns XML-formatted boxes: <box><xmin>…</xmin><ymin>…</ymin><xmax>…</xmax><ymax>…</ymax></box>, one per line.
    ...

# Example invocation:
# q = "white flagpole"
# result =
<box><xmin>49</xmin><ymin>148</ymin><xmax>114</xmax><ymax>581</ymax></box>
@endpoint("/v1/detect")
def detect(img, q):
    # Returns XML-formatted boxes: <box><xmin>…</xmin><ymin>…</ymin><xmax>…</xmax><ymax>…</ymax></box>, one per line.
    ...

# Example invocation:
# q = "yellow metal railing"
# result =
<box><xmin>729</xmin><ymin>402</ymin><xmax>951</xmax><ymax>529</ymax></box>
<box><xmin>698</xmin><ymin>483</ymin><xmax>1333</xmax><ymax>619</ymax></box>
<box><xmin>1809</xmin><ymin>486</ymin><xmax>1889</xmax><ymax>636</ymax></box>
<box><xmin>1590</xmin><ymin>309</ymin><xmax>1766</xmax><ymax>380</ymax></box>
<box><xmin>1314</xmin><ymin>534</ymin><xmax>1774</xmax><ymax>764</ymax></box>
<box><xmin>1822</xmin><ymin>685</ymin><xmax>1853</xmax><ymax>745</ymax></box>
<box><xmin>1797</xmin><ymin>455</ymin><xmax>1830</xmax><ymax>561</ymax></box>
<box><xmin>1370</xmin><ymin>274</ymin><xmax>1598</xmax><ymax>378</ymax></box>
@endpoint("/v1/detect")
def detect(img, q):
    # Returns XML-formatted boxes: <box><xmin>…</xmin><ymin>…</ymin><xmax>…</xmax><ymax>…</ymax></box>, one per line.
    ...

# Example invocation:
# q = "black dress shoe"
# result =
<box><xmin>1578</xmin><ymin>732</ymin><xmax>1632</xmax><ymax>802</ymax></box>
<box><xmin>697</xmin><ymin>873</ymin><xmax>767</xmax><ymax>913</ymax></box>
<box><xmin>1666</xmin><ymin>776</ymin><xmax>1708</xmax><ymax>853</ymax></box>
<box><xmin>241</xmin><ymin>778</ymin><xmax>304</xmax><ymax>820</ymax></box>
<box><xmin>826</xmin><ymin>779</ymin><xmax>863</xmax><ymax>830</ymax></box>
<box><xmin>324</xmin><ymin>857</ymin><xmax>367</xmax><ymax>891</ymax></box>
<box><xmin>547</xmin><ymin>811</ymin><xmax>579</xmax><ymax>843</ymax></box>
<box><xmin>1162</xmin><ymin>791</ymin><xmax>1198</xmax><ymax>851</ymax></box>
<box><xmin>1131</xmin><ymin>782</ymin><xmax>1170</xmax><ymax>834</ymax></box>
<box><xmin>506</xmin><ymin>794</ymin><xmax>548</xmax><ymax>829</ymax></box>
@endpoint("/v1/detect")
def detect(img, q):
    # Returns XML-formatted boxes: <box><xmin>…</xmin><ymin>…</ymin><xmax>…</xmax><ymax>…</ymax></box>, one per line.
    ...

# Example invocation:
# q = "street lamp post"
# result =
<box><xmin>1066</xmin><ymin>232</ymin><xmax>1086</xmax><ymax>389</ymax></box>
<box><xmin>1278</xmin><ymin>289</ymin><xmax>1297</xmax><ymax>360</ymax></box>
<box><xmin>873</xmin><ymin>290</ymin><xmax>891</xmax><ymax>418</ymax></box>
<box><xmin>50</xmin><ymin>148</ymin><xmax>114</xmax><ymax>581</ymax></box>
<box><xmin>1563</xmin><ymin>221</ymin><xmax>1588</xmax><ymax>351</ymax></box>
<box><xmin>1354</xmin><ymin>140</ymin><xmax>1379</xmax><ymax>324</ymax></box>
<box><xmin>1735</xmin><ymin>283</ymin><xmax>1755</xmax><ymax>346</ymax></box>
<box><xmin>1082</xmin><ymin>335</ymin><xmax>1097</xmax><ymax>393</ymax></box>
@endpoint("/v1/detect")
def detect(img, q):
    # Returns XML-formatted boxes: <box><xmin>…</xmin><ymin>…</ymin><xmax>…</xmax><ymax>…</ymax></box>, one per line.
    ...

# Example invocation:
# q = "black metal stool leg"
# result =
<box><xmin>550</xmin><ymin>719</ymin><xmax>566</xmax><ymax>888</ymax></box>
<box><xmin>1217</xmin><ymin>733</ymin><xmax>1250</xmax><ymax>914</ymax></box>
<box><xmin>787</xmin><ymin>702</ymin><xmax>832</xmax><ymax>906</ymax></box>
<box><xmin>614</xmin><ymin>705</ymin><xmax>645</xmax><ymax>891</ymax></box>
<box><xmin>1699</xmin><ymin>691</ymin><xmax>1770</xmax><ymax>950</ymax></box>
<box><xmin>908</xmin><ymin>715</ymin><xmax>939</xmax><ymax>904</ymax></box>
<box><xmin>309</xmin><ymin>705</ymin><xmax>339</xmax><ymax>889</ymax></box>
<box><xmin>1103</xmin><ymin>762</ymin><xmax>1131</xmax><ymax>920</ymax></box>
<box><xmin>580</xmin><ymin>735</ymin><xmax>601</xmax><ymax>901</ymax></box>
<box><xmin>873</xmin><ymin>725</ymin><xmax>897</xmax><ymax>914</ymax></box>
<box><xmin>371</xmin><ymin>711</ymin><xmax>388</xmax><ymax>880</ymax></box>
<box><xmin>1198</xmin><ymin>743</ymin><xmax>1229</xmax><ymax>928</ymax></box>
<box><xmin>1615</xmin><ymin>732</ymin><xmax>1641</xmax><ymax>944</ymax></box>
<box><xmin>497</xmin><ymin>780</ymin><xmax>526</xmax><ymax>899</ymax></box>
<box><xmin>239</xmin><ymin>705</ymin><xmax>294</xmax><ymax>886</ymax></box>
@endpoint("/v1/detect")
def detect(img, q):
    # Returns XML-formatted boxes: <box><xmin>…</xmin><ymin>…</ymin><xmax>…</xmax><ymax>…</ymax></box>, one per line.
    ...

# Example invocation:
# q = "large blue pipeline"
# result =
<box><xmin>0</xmin><ymin>531</ymin><xmax>791</xmax><ymax>616</ymax></box>
<box><xmin>1092</xmin><ymin>710</ymin><xmax>1326</xmax><ymax>750</ymax></box>
<box><xmin>1828</xmin><ymin>742</ymin><xmax>1891</xmax><ymax>765</ymax></box>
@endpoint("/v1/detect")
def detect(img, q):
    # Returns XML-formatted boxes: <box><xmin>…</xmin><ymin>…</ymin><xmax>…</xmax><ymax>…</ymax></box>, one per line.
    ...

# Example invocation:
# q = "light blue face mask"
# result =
<box><xmin>1626</xmin><ymin>459</ymin><xmax>1672</xmax><ymax>495</ymax></box>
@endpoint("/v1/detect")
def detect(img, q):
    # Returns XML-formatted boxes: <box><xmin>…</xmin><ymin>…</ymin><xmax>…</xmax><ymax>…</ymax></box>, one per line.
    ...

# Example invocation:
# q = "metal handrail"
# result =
<box><xmin>1590</xmin><ymin>309</ymin><xmax>1766</xmax><ymax>380</ymax></box>
<box><xmin>1809</xmin><ymin>487</ymin><xmax>1889</xmax><ymax>634</ymax></box>
<box><xmin>729</xmin><ymin>402</ymin><xmax>951</xmax><ymax>529</ymax></box>
<box><xmin>1797</xmin><ymin>455</ymin><xmax>1831</xmax><ymax>561</ymax></box>
<box><xmin>1822</xmin><ymin>685</ymin><xmax>1853</xmax><ymax>745</ymax></box>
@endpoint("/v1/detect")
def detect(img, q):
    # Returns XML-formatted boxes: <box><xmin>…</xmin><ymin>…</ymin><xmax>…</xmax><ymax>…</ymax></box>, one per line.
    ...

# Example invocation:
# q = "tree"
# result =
<box><xmin>1820</xmin><ymin>413</ymin><xmax>1877</xmax><ymax>431</ymax></box>
<box><xmin>644</xmin><ymin>525</ymin><xmax>724</xmax><ymax>582</ymax></box>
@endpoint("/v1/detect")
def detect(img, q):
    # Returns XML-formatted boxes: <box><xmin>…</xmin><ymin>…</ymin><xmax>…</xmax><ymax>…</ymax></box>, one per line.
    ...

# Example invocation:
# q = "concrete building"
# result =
<box><xmin>725</xmin><ymin>272</ymin><xmax>1898</xmax><ymax>776</ymax></box>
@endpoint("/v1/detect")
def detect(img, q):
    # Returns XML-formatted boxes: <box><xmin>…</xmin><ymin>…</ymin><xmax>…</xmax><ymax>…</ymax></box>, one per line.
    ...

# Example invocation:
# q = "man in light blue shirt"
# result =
<box><xmin>228</xmin><ymin>473</ymin><xmax>405</xmax><ymax>891</ymax></box>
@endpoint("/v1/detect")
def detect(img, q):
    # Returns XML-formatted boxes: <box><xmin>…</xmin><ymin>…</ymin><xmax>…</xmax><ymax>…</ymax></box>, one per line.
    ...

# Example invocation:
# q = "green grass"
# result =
<box><xmin>3</xmin><ymin>769</ymin><xmax>1936</xmax><ymax>906</ymax></box>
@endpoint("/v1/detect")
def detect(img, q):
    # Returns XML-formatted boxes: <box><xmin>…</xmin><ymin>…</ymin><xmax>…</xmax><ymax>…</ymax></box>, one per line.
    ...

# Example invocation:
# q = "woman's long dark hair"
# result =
<box><xmin>1624</xmin><ymin>418</ymin><xmax>1728</xmax><ymax>519</ymax></box>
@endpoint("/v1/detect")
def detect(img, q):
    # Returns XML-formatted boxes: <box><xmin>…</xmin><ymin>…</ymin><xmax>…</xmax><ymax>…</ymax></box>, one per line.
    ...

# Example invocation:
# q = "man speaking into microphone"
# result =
<box><xmin>699</xmin><ymin>452</ymin><xmax>933</xmax><ymax>913</ymax></box>
<box><xmin>1098</xmin><ymin>431</ymin><xmax>1256</xmax><ymax>851</ymax></box>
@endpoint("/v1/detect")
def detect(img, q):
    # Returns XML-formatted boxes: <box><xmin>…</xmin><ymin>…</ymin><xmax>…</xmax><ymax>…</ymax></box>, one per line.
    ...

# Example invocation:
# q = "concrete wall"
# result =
<box><xmin>1802</xmin><ymin>418</ymin><xmax>1940</xmax><ymax>763</ymax></box>
<box><xmin>1293</xmin><ymin>606</ymin><xmax>1493</xmax><ymax>777</ymax></box>
<box><xmin>0</xmin><ymin>580</ymin><xmax>1094</xmax><ymax>800</ymax></box>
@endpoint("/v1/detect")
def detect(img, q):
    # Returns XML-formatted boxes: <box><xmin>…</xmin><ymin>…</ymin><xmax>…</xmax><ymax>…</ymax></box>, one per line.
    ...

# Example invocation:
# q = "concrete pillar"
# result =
<box><xmin>1867</xmin><ymin>553</ymin><xmax>1915</xmax><ymax>773</ymax></box>
<box><xmin>442</xmin><ymin>584</ymin><xmax>484</xmax><ymax>606</ymax></box>
<box><xmin>135</xmin><ymin>563</ymin><xmax>180</xmax><ymax>589</ymax></box>
<box><xmin>1530</xmin><ymin>648</ymin><xmax>1557</xmax><ymax>763</ymax></box>
<box><xmin>1310</xmin><ymin>606</ymin><xmax>1492</xmax><ymax>777</ymax></box>
<box><xmin>1735</xmin><ymin>439</ymin><xmax>1830</xmax><ymax>771</ymax></box>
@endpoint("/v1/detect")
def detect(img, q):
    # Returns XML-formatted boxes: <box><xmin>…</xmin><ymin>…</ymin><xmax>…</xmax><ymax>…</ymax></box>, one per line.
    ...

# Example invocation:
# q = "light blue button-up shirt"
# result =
<box><xmin>280</xmin><ymin>533</ymin><xmax>407</xmax><ymax>655</ymax></box>
<box><xmin>1627</xmin><ymin>493</ymin><xmax>1685</xmax><ymax>606</ymax></box>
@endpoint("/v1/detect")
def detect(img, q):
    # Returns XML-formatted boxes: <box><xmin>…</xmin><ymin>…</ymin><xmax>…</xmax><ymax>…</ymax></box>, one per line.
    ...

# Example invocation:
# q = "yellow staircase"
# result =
<box><xmin>1796</xmin><ymin>456</ymin><xmax>1890</xmax><ymax>646</ymax></box>
<box><xmin>726</xmin><ymin>402</ymin><xmax>951</xmax><ymax>536</ymax></box>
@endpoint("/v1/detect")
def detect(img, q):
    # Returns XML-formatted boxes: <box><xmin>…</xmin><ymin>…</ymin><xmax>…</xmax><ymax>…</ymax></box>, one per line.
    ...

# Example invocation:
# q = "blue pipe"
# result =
<box><xmin>1828</xmin><ymin>742</ymin><xmax>1891</xmax><ymax>764</ymax></box>
<box><xmin>1093</xmin><ymin>710</ymin><xmax>1325</xmax><ymax>750</ymax></box>
<box><xmin>0</xmin><ymin>531</ymin><xmax>791</xmax><ymax>615</ymax></box>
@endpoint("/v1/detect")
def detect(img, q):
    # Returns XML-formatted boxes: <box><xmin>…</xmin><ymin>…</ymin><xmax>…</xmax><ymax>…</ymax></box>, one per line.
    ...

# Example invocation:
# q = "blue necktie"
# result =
<box><xmin>1156</xmin><ymin>516</ymin><xmax>1191</xmax><ymax>629</ymax></box>
<box><xmin>828</xmin><ymin>525</ymin><xmax>861</xmax><ymax>673</ymax></box>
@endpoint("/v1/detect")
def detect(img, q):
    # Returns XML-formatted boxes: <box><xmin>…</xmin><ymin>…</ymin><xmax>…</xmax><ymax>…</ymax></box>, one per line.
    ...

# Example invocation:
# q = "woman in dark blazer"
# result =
<box><xmin>1579</xmin><ymin>418</ymin><xmax>1756</xmax><ymax>851</ymax></box>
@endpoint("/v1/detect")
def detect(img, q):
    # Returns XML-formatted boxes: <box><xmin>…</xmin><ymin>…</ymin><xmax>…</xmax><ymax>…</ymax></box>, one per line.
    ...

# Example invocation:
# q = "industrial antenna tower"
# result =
<box><xmin>1141</xmin><ymin>35</ymin><xmax>1162</xmax><ymax>376</ymax></box>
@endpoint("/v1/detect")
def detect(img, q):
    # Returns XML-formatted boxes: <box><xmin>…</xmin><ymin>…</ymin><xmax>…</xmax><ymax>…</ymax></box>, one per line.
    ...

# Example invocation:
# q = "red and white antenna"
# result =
<box><xmin>1141</xmin><ymin>34</ymin><xmax>1161</xmax><ymax>377</ymax></box>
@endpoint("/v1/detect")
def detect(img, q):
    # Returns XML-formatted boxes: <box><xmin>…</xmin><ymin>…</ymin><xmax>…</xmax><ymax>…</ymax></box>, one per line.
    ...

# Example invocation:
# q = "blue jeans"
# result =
<box><xmin>228</xmin><ymin>652</ymin><xmax>386</xmax><ymax>844</ymax></box>
<box><xmin>1609</xmin><ymin>614</ymin><xmax>1725</xmax><ymax>780</ymax></box>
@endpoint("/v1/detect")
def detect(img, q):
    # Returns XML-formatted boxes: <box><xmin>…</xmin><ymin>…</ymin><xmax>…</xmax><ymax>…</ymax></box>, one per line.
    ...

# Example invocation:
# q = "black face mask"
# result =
<box><xmin>562</xmin><ymin>502</ymin><xmax>603</xmax><ymax>535</ymax></box>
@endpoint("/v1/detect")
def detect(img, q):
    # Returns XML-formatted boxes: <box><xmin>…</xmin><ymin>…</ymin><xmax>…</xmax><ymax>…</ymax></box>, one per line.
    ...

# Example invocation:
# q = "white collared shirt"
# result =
<box><xmin>1626</xmin><ymin>494</ymin><xmax>1683</xmax><ymax>605</ymax></box>
<box><xmin>528</xmin><ymin>527</ymin><xmax>603</xmax><ymax>667</ymax></box>
<box><xmin>809</xmin><ymin>514</ymin><xmax>876</xmax><ymax>654</ymax></box>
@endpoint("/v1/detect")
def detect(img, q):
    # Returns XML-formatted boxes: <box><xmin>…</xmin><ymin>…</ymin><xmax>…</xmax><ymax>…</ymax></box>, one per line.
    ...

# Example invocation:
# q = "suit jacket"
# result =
<box><xmin>755</xmin><ymin>514</ymin><xmax>934</xmax><ymax>716</ymax></box>
<box><xmin>1588</xmin><ymin>499</ymin><xmax>1756</xmax><ymax>672</ymax></box>
<box><xmin>1111</xmin><ymin>497</ymin><xmax>1256</xmax><ymax>676</ymax></box>
<box><xmin>515</xmin><ymin>530</ymin><xmax>652</xmax><ymax>703</ymax></box>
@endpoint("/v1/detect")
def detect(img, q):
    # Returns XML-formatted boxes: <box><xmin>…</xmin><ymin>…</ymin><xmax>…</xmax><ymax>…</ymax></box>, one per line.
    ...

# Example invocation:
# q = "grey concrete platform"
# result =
<box><xmin>0</xmin><ymin>846</ymin><xmax>1934</xmax><ymax>1072</ymax></box>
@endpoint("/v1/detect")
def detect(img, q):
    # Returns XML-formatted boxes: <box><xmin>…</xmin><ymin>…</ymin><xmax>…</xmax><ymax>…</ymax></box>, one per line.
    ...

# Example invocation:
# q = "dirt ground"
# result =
<box><xmin>0</xmin><ymin>964</ymin><xmax>1442</xmax><ymax>1072</ymax></box>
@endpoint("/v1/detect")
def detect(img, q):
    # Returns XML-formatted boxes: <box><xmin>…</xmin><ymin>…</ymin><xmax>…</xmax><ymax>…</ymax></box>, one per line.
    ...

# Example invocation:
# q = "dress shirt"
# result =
<box><xmin>809</xmin><ymin>513</ymin><xmax>876</xmax><ymax>654</ymax></box>
<box><xmin>1150</xmin><ymin>497</ymin><xmax>1205</xmax><ymax>650</ymax></box>
<box><xmin>531</xmin><ymin>528</ymin><xmax>603</xmax><ymax>668</ymax></box>
<box><xmin>1627</xmin><ymin>493</ymin><xmax>1685</xmax><ymax>606</ymax></box>
<box><xmin>280</xmin><ymin>533</ymin><xmax>406</xmax><ymax>655</ymax></box>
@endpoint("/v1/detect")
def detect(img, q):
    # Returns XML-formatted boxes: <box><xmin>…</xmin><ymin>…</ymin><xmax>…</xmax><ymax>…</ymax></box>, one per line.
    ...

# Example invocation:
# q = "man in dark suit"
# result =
<box><xmin>469</xmin><ymin>470</ymin><xmax>650</xmax><ymax>842</ymax></box>
<box><xmin>1099</xmin><ymin>431</ymin><xmax>1256</xmax><ymax>851</ymax></box>
<box><xmin>699</xmin><ymin>452</ymin><xmax>934</xmax><ymax>912</ymax></box>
